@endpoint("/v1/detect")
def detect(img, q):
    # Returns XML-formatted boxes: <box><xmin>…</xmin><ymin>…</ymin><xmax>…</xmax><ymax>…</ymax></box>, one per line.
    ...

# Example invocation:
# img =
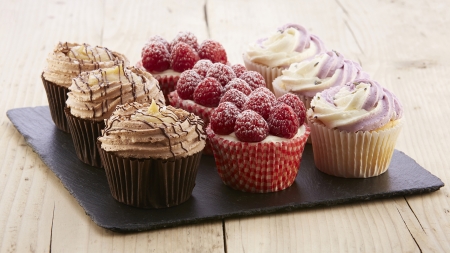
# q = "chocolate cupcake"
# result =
<box><xmin>97</xmin><ymin>101</ymin><xmax>206</xmax><ymax>208</ymax></box>
<box><xmin>65</xmin><ymin>64</ymin><xmax>164</xmax><ymax>167</ymax></box>
<box><xmin>42</xmin><ymin>42</ymin><xmax>129</xmax><ymax>132</ymax></box>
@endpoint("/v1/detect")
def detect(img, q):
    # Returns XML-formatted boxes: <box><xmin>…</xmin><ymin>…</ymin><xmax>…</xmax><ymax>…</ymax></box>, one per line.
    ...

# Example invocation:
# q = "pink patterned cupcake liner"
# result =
<box><xmin>206</xmin><ymin>125</ymin><xmax>310</xmax><ymax>193</ymax></box>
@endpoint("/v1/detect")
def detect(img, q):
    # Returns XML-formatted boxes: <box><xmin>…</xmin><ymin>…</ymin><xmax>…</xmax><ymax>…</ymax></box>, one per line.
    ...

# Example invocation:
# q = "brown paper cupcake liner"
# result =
<box><xmin>308</xmin><ymin>119</ymin><xmax>403</xmax><ymax>178</ymax></box>
<box><xmin>168</xmin><ymin>90</ymin><xmax>214</xmax><ymax>155</ymax></box>
<box><xmin>243</xmin><ymin>54</ymin><xmax>284</xmax><ymax>92</ymax></box>
<box><xmin>206</xmin><ymin>125</ymin><xmax>310</xmax><ymax>193</ymax></box>
<box><xmin>41</xmin><ymin>73</ymin><xmax>70</xmax><ymax>133</ymax></box>
<box><xmin>98</xmin><ymin>143</ymin><xmax>203</xmax><ymax>208</ymax></box>
<box><xmin>64</xmin><ymin>108</ymin><xmax>104</xmax><ymax>167</ymax></box>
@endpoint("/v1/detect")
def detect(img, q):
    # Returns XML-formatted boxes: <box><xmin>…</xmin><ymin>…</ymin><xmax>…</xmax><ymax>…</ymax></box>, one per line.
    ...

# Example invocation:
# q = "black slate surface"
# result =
<box><xmin>7</xmin><ymin>106</ymin><xmax>444</xmax><ymax>233</ymax></box>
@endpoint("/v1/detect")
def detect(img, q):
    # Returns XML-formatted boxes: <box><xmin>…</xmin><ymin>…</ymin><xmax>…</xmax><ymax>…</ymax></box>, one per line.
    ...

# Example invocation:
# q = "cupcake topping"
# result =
<box><xmin>66</xmin><ymin>64</ymin><xmax>165</xmax><ymax>120</ymax></box>
<box><xmin>139</xmin><ymin>32</ymin><xmax>228</xmax><ymax>73</ymax></box>
<box><xmin>99</xmin><ymin>102</ymin><xmax>206</xmax><ymax>159</ymax></box>
<box><xmin>131</xmin><ymin>99</ymin><xmax>178</xmax><ymax>124</ymax></box>
<box><xmin>210</xmin><ymin>87</ymin><xmax>307</xmax><ymax>142</ymax></box>
<box><xmin>173</xmin><ymin>61</ymin><xmax>266</xmax><ymax>108</ymax></box>
<box><xmin>308</xmin><ymin>79</ymin><xmax>403</xmax><ymax>132</ymax></box>
<box><xmin>275</xmin><ymin>51</ymin><xmax>370</xmax><ymax>97</ymax></box>
<box><xmin>246</xmin><ymin>23</ymin><xmax>326</xmax><ymax>68</ymax></box>
<box><xmin>43</xmin><ymin>42</ymin><xmax>129</xmax><ymax>87</ymax></box>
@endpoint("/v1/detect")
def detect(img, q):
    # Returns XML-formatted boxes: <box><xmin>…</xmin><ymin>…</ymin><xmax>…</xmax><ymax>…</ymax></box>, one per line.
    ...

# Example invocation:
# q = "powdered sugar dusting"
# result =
<box><xmin>224</xmin><ymin>78</ymin><xmax>252</xmax><ymax>95</ymax></box>
<box><xmin>239</xmin><ymin>71</ymin><xmax>266</xmax><ymax>90</ymax></box>
<box><xmin>206</xmin><ymin>63</ymin><xmax>236</xmax><ymax>86</ymax></box>
<box><xmin>234</xmin><ymin>110</ymin><xmax>269</xmax><ymax>142</ymax></box>
<box><xmin>220</xmin><ymin>89</ymin><xmax>248</xmax><ymax>109</ymax></box>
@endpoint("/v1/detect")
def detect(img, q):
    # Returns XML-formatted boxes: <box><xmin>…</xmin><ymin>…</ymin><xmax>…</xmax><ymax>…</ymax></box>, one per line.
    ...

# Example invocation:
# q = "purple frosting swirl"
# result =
<box><xmin>318</xmin><ymin>79</ymin><xmax>403</xmax><ymax>131</ymax></box>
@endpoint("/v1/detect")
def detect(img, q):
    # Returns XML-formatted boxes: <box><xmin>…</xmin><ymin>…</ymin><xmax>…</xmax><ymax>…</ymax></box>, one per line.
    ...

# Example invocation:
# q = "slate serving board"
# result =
<box><xmin>7</xmin><ymin>106</ymin><xmax>444</xmax><ymax>233</ymax></box>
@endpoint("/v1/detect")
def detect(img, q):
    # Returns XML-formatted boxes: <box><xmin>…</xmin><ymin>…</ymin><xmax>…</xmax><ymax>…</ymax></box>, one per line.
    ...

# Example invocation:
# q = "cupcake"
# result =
<box><xmin>137</xmin><ymin>32</ymin><xmax>228</xmax><ymax>103</ymax></box>
<box><xmin>97</xmin><ymin>101</ymin><xmax>206</xmax><ymax>208</ymax></box>
<box><xmin>243</xmin><ymin>23</ymin><xmax>326</xmax><ymax>92</ymax></box>
<box><xmin>168</xmin><ymin>60</ymin><xmax>266</xmax><ymax>155</ymax></box>
<box><xmin>307</xmin><ymin>79</ymin><xmax>403</xmax><ymax>178</ymax></box>
<box><xmin>65</xmin><ymin>64</ymin><xmax>164</xmax><ymax>167</ymax></box>
<box><xmin>272</xmin><ymin>50</ymin><xmax>370</xmax><ymax>109</ymax></box>
<box><xmin>42</xmin><ymin>42</ymin><xmax>129</xmax><ymax>132</ymax></box>
<box><xmin>206</xmin><ymin>87</ymin><xmax>310</xmax><ymax>193</ymax></box>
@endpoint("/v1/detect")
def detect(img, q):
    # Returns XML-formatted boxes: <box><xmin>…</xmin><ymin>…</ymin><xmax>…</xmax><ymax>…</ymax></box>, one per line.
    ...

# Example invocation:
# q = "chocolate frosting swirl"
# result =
<box><xmin>308</xmin><ymin>79</ymin><xmax>403</xmax><ymax>132</ymax></box>
<box><xmin>66</xmin><ymin>64</ymin><xmax>165</xmax><ymax>120</ymax></box>
<box><xmin>43</xmin><ymin>42</ymin><xmax>129</xmax><ymax>87</ymax></box>
<box><xmin>98</xmin><ymin>102</ymin><xmax>206</xmax><ymax>159</ymax></box>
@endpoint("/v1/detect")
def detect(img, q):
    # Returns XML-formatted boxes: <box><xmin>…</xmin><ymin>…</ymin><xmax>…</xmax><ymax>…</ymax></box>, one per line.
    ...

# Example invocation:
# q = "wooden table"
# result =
<box><xmin>1</xmin><ymin>0</ymin><xmax>449</xmax><ymax>252</ymax></box>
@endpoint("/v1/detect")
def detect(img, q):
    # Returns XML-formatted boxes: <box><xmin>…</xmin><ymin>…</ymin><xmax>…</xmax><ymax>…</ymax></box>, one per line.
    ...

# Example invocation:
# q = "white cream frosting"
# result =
<box><xmin>307</xmin><ymin>79</ymin><xmax>403</xmax><ymax>132</ymax></box>
<box><xmin>245</xmin><ymin>24</ymin><xmax>326</xmax><ymax>68</ymax></box>
<box><xmin>273</xmin><ymin>51</ymin><xmax>369</xmax><ymax>97</ymax></box>
<box><xmin>218</xmin><ymin>124</ymin><xmax>307</xmax><ymax>143</ymax></box>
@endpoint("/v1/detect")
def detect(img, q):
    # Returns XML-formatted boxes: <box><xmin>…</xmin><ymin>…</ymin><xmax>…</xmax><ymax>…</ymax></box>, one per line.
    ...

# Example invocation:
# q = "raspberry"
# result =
<box><xmin>198</xmin><ymin>39</ymin><xmax>228</xmax><ymax>64</ymax></box>
<box><xmin>231</xmin><ymin>64</ymin><xmax>247</xmax><ymax>78</ymax></box>
<box><xmin>205</xmin><ymin>63</ymin><xmax>236</xmax><ymax>86</ymax></box>
<box><xmin>277</xmin><ymin>93</ymin><xmax>306</xmax><ymax>126</ymax></box>
<box><xmin>169</xmin><ymin>31</ymin><xmax>199</xmax><ymax>52</ymax></box>
<box><xmin>171</xmin><ymin>42</ymin><xmax>200</xmax><ymax>72</ymax></box>
<box><xmin>252</xmin><ymin>87</ymin><xmax>276</xmax><ymax>101</ymax></box>
<box><xmin>219</xmin><ymin>89</ymin><xmax>248</xmax><ymax>109</ymax></box>
<box><xmin>224</xmin><ymin>78</ymin><xmax>252</xmax><ymax>95</ymax></box>
<box><xmin>267</xmin><ymin>103</ymin><xmax>299</xmax><ymax>139</ymax></box>
<box><xmin>176</xmin><ymin>70</ymin><xmax>203</xmax><ymax>100</ymax></box>
<box><xmin>242</xmin><ymin>91</ymin><xmax>275</xmax><ymax>120</ymax></box>
<box><xmin>141</xmin><ymin>42</ymin><xmax>171</xmax><ymax>72</ymax></box>
<box><xmin>192</xmin><ymin>59</ymin><xmax>213</xmax><ymax>77</ymax></box>
<box><xmin>193</xmin><ymin>77</ymin><xmax>223</xmax><ymax>107</ymax></box>
<box><xmin>239</xmin><ymin>71</ymin><xmax>266</xmax><ymax>90</ymax></box>
<box><xmin>234</xmin><ymin>110</ymin><xmax>269</xmax><ymax>142</ymax></box>
<box><xmin>147</xmin><ymin>35</ymin><xmax>170</xmax><ymax>51</ymax></box>
<box><xmin>210</xmin><ymin>102</ymin><xmax>241</xmax><ymax>135</ymax></box>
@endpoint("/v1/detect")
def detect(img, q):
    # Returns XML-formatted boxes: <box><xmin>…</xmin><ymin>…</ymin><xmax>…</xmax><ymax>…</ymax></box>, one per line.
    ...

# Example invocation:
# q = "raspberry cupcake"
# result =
<box><xmin>137</xmin><ymin>32</ymin><xmax>228</xmax><ymax>103</ymax></box>
<box><xmin>206</xmin><ymin>87</ymin><xmax>310</xmax><ymax>193</ymax></box>
<box><xmin>42</xmin><ymin>42</ymin><xmax>129</xmax><ymax>132</ymax></box>
<box><xmin>97</xmin><ymin>101</ymin><xmax>206</xmax><ymax>208</ymax></box>
<box><xmin>65</xmin><ymin>64</ymin><xmax>164</xmax><ymax>167</ymax></box>
<box><xmin>243</xmin><ymin>23</ymin><xmax>326</xmax><ymax>92</ymax></box>
<box><xmin>307</xmin><ymin>79</ymin><xmax>403</xmax><ymax>178</ymax></box>
<box><xmin>272</xmin><ymin>50</ymin><xmax>370</xmax><ymax>110</ymax></box>
<box><xmin>168</xmin><ymin>61</ymin><xmax>266</xmax><ymax>154</ymax></box>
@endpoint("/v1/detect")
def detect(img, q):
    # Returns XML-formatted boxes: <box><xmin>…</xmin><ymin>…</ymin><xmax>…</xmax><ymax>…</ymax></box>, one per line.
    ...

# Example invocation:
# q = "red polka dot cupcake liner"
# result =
<box><xmin>168</xmin><ymin>91</ymin><xmax>215</xmax><ymax>155</ymax></box>
<box><xmin>206</xmin><ymin>125</ymin><xmax>310</xmax><ymax>193</ymax></box>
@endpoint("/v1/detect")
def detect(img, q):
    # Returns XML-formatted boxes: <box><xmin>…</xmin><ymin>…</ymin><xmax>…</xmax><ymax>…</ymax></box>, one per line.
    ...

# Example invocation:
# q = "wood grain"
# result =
<box><xmin>0</xmin><ymin>0</ymin><xmax>449</xmax><ymax>252</ymax></box>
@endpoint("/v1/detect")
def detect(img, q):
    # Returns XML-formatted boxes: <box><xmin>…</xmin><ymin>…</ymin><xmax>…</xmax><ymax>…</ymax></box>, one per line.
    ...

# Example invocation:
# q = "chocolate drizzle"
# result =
<box><xmin>100</xmin><ymin>103</ymin><xmax>206</xmax><ymax>159</ymax></box>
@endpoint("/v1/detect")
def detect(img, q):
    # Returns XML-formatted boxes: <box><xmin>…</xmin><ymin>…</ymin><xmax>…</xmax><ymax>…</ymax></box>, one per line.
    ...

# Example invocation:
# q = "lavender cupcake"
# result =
<box><xmin>307</xmin><ymin>79</ymin><xmax>403</xmax><ymax>178</ymax></box>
